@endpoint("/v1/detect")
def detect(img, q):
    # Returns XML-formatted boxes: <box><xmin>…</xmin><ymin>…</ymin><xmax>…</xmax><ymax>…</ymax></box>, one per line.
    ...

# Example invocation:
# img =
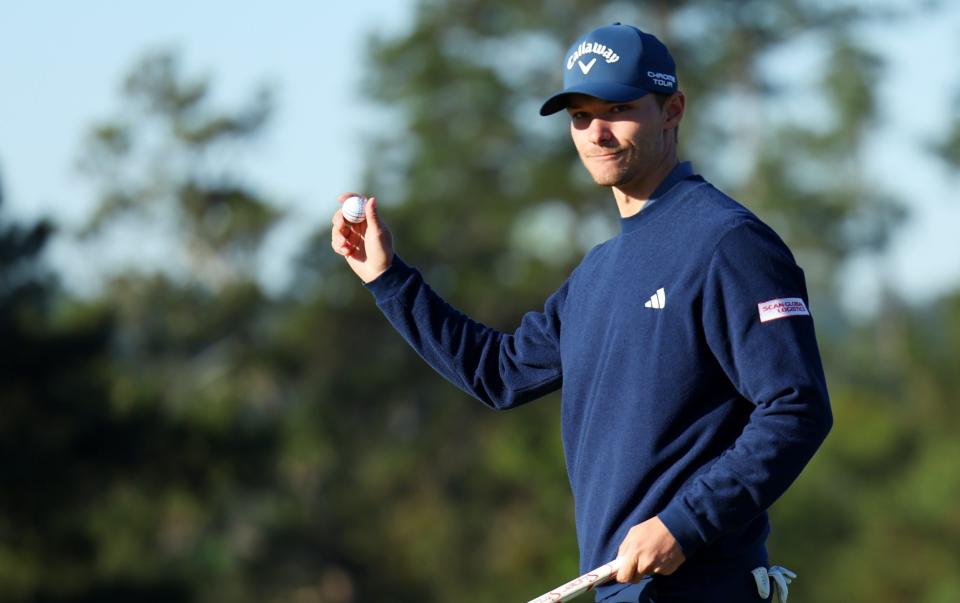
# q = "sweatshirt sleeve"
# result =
<box><xmin>658</xmin><ymin>221</ymin><xmax>833</xmax><ymax>557</ymax></box>
<box><xmin>363</xmin><ymin>256</ymin><xmax>565</xmax><ymax>410</ymax></box>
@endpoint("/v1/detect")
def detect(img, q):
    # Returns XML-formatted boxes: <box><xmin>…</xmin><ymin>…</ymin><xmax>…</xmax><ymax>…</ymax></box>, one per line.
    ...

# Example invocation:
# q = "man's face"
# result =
<box><xmin>566</xmin><ymin>94</ymin><xmax>672</xmax><ymax>191</ymax></box>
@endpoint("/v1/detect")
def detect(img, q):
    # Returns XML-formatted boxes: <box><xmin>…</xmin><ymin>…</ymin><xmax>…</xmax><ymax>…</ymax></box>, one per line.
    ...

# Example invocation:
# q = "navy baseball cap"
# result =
<box><xmin>540</xmin><ymin>23</ymin><xmax>678</xmax><ymax>116</ymax></box>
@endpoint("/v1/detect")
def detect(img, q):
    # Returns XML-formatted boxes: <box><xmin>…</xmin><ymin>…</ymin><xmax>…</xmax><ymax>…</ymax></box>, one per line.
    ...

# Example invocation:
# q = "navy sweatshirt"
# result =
<box><xmin>364</xmin><ymin>162</ymin><xmax>832</xmax><ymax>600</ymax></box>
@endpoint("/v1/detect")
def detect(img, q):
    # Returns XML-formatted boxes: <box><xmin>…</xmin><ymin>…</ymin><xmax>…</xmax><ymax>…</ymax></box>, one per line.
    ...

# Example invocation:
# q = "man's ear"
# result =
<box><xmin>663</xmin><ymin>91</ymin><xmax>686</xmax><ymax>129</ymax></box>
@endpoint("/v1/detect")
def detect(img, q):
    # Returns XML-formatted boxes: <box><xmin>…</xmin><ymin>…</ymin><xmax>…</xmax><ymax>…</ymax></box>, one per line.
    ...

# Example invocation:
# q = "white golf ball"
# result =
<box><xmin>342</xmin><ymin>195</ymin><xmax>367</xmax><ymax>223</ymax></box>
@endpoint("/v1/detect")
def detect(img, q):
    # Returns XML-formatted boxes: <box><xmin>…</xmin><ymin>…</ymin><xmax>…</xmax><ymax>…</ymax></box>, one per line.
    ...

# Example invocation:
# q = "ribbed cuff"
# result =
<box><xmin>363</xmin><ymin>255</ymin><xmax>415</xmax><ymax>303</ymax></box>
<box><xmin>658</xmin><ymin>500</ymin><xmax>707</xmax><ymax>559</ymax></box>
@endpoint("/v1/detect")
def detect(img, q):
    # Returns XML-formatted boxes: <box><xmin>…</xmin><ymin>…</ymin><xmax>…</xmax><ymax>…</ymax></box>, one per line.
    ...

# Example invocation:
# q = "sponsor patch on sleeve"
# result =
<box><xmin>758</xmin><ymin>297</ymin><xmax>810</xmax><ymax>323</ymax></box>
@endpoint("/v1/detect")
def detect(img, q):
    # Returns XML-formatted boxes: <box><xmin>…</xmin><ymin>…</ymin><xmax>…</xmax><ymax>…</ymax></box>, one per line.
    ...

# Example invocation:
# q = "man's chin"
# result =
<box><xmin>589</xmin><ymin>173</ymin><xmax>626</xmax><ymax>188</ymax></box>
<box><xmin>581</xmin><ymin>160</ymin><xmax>633</xmax><ymax>187</ymax></box>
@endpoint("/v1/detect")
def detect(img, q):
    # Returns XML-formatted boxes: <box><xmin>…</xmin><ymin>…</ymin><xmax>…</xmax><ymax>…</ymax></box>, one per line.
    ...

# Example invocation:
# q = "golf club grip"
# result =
<box><xmin>526</xmin><ymin>558</ymin><xmax>621</xmax><ymax>603</ymax></box>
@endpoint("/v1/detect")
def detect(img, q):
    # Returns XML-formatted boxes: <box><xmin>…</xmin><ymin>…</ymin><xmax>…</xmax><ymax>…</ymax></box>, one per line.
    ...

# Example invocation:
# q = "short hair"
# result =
<box><xmin>652</xmin><ymin>92</ymin><xmax>680</xmax><ymax>141</ymax></box>
<box><xmin>652</xmin><ymin>92</ymin><xmax>671</xmax><ymax>109</ymax></box>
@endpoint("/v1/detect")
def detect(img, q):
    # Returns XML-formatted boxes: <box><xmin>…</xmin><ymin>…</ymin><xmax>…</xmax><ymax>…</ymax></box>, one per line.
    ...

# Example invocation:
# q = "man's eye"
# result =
<box><xmin>611</xmin><ymin>105</ymin><xmax>630</xmax><ymax>113</ymax></box>
<box><xmin>571</xmin><ymin>112</ymin><xmax>590</xmax><ymax>121</ymax></box>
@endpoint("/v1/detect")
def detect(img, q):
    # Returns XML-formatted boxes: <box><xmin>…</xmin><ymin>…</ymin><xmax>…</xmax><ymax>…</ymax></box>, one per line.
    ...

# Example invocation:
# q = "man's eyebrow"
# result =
<box><xmin>566</xmin><ymin>101</ymin><xmax>598</xmax><ymax>111</ymax></box>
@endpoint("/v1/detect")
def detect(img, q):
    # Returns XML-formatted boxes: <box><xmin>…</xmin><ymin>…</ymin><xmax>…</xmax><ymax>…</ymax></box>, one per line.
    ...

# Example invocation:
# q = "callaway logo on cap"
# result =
<box><xmin>540</xmin><ymin>23</ymin><xmax>678</xmax><ymax>116</ymax></box>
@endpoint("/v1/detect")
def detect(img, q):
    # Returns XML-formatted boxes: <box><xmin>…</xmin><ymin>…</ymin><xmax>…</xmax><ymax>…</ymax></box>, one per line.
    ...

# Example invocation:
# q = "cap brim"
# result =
<box><xmin>539</xmin><ymin>83</ymin><xmax>651</xmax><ymax>116</ymax></box>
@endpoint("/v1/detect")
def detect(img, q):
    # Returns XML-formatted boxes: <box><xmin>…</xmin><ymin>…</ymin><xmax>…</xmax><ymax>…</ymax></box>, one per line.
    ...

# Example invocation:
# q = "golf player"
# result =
<box><xmin>331</xmin><ymin>22</ymin><xmax>832</xmax><ymax>603</ymax></box>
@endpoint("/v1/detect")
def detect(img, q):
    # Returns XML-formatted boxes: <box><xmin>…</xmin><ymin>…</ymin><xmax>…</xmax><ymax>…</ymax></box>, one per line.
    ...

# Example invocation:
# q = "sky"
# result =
<box><xmin>1</xmin><ymin>1</ymin><xmax>958</xmax><ymax>307</ymax></box>
<box><xmin>0</xmin><ymin>1</ymin><xmax>414</xmax><ymax>293</ymax></box>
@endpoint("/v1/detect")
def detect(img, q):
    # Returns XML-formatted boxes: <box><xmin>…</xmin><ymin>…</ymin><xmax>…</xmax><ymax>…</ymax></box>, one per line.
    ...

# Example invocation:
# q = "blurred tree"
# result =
<box><xmin>933</xmin><ymin>89</ymin><xmax>960</xmax><ymax>169</ymax></box>
<box><xmin>0</xmin><ymin>177</ymin><xmax>181</xmax><ymax>601</ymax></box>
<box><xmin>78</xmin><ymin>51</ymin><xmax>279</xmax><ymax>287</ymax></box>
<box><xmin>67</xmin><ymin>51</ymin><xmax>300</xmax><ymax>603</ymax></box>
<box><xmin>776</xmin><ymin>290</ymin><xmax>960</xmax><ymax>603</ymax></box>
<box><xmin>0</xmin><ymin>57</ymin><xmax>291</xmax><ymax>602</ymax></box>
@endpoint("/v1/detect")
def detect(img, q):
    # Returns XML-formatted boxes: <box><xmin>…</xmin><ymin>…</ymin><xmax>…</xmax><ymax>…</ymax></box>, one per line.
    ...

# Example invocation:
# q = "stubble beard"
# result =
<box><xmin>587</xmin><ymin>155</ymin><xmax>638</xmax><ymax>188</ymax></box>
<box><xmin>583</xmin><ymin>144</ymin><xmax>653</xmax><ymax>189</ymax></box>
<box><xmin>578</xmin><ymin>130</ymin><xmax>668</xmax><ymax>189</ymax></box>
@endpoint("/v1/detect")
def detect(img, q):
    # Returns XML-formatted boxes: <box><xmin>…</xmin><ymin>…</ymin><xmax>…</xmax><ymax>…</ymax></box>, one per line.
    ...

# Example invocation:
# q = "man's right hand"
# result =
<box><xmin>330</xmin><ymin>192</ymin><xmax>394</xmax><ymax>283</ymax></box>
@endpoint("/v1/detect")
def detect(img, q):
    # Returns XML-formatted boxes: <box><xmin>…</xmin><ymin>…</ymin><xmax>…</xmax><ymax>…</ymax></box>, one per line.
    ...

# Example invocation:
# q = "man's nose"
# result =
<box><xmin>588</xmin><ymin>118</ymin><xmax>614</xmax><ymax>145</ymax></box>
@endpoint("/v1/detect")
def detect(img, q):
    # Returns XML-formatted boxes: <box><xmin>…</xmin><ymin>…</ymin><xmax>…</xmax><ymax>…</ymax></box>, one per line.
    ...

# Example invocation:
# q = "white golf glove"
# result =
<box><xmin>751</xmin><ymin>565</ymin><xmax>797</xmax><ymax>602</ymax></box>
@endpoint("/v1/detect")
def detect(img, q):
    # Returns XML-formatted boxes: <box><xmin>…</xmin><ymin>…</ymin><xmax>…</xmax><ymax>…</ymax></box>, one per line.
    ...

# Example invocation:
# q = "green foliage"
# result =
<box><xmin>771</xmin><ymin>293</ymin><xmax>960</xmax><ymax>602</ymax></box>
<box><xmin>78</xmin><ymin>50</ymin><xmax>279</xmax><ymax>286</ymax></box>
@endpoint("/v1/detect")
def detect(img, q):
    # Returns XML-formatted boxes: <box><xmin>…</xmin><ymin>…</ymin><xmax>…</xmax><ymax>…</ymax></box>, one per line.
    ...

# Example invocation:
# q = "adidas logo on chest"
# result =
<box><xmin>644</xmin><ymin>287</ymin><xmax>666</xmax><ymax>310</ymax></box>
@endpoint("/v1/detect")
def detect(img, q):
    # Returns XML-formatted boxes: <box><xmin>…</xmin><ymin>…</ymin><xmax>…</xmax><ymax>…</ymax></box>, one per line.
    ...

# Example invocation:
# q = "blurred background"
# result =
<box><xmin>2</xmin><ymin>1</ymin><xmax>959</xmax><ymax>601</ymax></box>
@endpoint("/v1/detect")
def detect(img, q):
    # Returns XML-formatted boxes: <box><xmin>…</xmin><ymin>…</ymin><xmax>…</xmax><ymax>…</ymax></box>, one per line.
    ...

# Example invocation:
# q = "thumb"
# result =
<box><xmin>365</xmin><ymin>196</ymin><xmax>383</xmax><ymax>231</ymax></box>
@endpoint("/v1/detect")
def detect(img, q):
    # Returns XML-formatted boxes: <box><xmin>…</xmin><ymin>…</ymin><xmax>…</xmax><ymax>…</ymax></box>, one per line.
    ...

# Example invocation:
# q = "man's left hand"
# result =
<box><xmin>615</xmin><ymin>516</ymin><xmax>686</xmax><ymax>583</ymax></box>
